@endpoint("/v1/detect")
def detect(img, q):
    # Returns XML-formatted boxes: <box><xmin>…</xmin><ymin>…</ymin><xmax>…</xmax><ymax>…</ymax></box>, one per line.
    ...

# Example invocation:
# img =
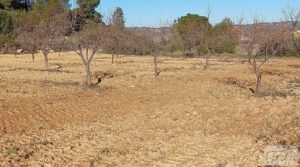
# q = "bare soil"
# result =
<box><xmin>0</xmin><ymin>53</ymin><xmax>299</xmax><ymax>166</ymax></box>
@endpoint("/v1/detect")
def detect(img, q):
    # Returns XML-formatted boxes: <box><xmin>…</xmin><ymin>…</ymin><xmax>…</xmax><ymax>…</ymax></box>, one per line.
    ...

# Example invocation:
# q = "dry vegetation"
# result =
<box><xmin>0</xmin><ymin>52</ymin><xmax>299</xmax><ymax>166</ymax></box>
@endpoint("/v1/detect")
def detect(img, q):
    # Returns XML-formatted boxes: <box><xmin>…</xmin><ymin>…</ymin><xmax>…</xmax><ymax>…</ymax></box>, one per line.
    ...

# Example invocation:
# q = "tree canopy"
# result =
<box><xmin>0</xmin><ymin>10</ymin><xmax>13</xmax><ymax>34</ymax></box>
<box><xmin>212</xmin><ymin>17</ymin><xmax>238</xmax><ymax>54</ymax></box>
<box><xmin>77</xmin><ymin>0</ymin><xmax>102</xmax><ymax>23</ymax></box>
<box><xmin>173</xmin><ymin>13</ymin><xmax>212</xmax><ymax>56</ymax></box>
<box><xmin>111</xmin><ymin>7</ymin><xmax>125</xmax><ymax>29</ymax></box>
<box><xmin>0</xmin><ymin>0</ymin><xmax>34</xmax><ymax>10</ymax></box>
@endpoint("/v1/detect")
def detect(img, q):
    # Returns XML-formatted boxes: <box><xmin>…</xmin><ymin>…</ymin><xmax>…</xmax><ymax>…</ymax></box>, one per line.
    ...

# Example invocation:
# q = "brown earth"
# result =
<box><xmin>0</xmin><ymin>53</ymin><xmax>299</xmax><ymax>166</ymax></box>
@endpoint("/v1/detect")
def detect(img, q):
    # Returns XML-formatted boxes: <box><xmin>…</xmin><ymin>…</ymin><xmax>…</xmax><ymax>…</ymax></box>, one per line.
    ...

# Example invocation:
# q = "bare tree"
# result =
<box><xmin>204</xmin><ymin>6</ymin><xmax>212</xmax><ymax>69</ymax></box>
<box><xmin>241</xmin><ymin>18</ymin><xmax>288</xmax><ymax>92</ymax></box>
<box><xmin>107</xmin><ymin>7</ymin><xmax>126</xmax><ymax>65</ymax></box>
<box><xmin>149</xmin><ymin>41</ymin><xmax>168</xmax><ymax>77</ymax></box>
<box><xmin>106</xmin><ymin>27</ymin><xmax>122</xmax><ymax>64</ymax></box>
<box><xmin>17</xmin><ymin>0</ymin><xmax>71</xmax><ymax>70</ymax></box>
<box><xmin>154</xmin><ymin>54</ymin><xmax>159</xmax><ymax>76</ymax></box>
<box><xmin>15</xmin><ymin>12</ymin><xmax>63</xmax><ymax>64</ymax></box>
<box><xmin>282</xmin><ymin>6</ymin><xmax>300</xmax><ymax>56</ymax></box>
<box><xmin>35</xmin><ymin>13</ymin><xmax>69</xmax><ymax>70</ymax></box>
<box><xmin>70</xmin><ymin>23</ymin><xmax>109</xmax><ymax>87</ymax></box>
<box><xmin>17</xmin><ymin>24</ymin><xmax>38</xmax><ymax>62</ymax></box>
<box><xmin>282</xmin><ymin>6</ymin><xmax>300</xmax><ymax>29</ymax></box>
<box><xmin>111</xmin><ymin>37</ymin><xmax>118</xmax><ymax>64</ymax></box>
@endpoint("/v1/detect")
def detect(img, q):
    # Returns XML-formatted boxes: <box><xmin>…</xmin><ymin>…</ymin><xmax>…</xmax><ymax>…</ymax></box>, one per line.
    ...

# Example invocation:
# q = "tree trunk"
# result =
<box><xmin>154</xmin><ymin>55</ymin><xmax>158</xmax><ymax>76</ymax></box>
<box><xmin>255</xmin><ymin>69</ymin><xmax>262</xmax><ymax>93</ymax></box>
<box><xmin>32</xmin><ymin>53</ymin><xmax>35</xmax><ymax>63</ymax></box>
<box><xmin>112</xmin><ymin>53</ymin><xmax>115</xmax><ymax>64</ymax></box>
<box><xmin>85</xmin><ymin>63</ymin><xmax>92</xmax><ymax>87</ymax></box>
<box><xmin>204</xmin><ymin>48</ymin><xmax>210</xmax><ymax>70</ymax></box>
<box><xmin>195</xmin><ymin>49</ymin><xmax>199</xmax><ymax>57</ymax></box>
<box><xmin>42</xmin><ymin>51</ymin><xmax>49</xmax><ymax>71</ymax></box>
<box><xmin>191</xmin><ymin>47</ymin><xmax>198</xmax><ymax>57</ymax></box>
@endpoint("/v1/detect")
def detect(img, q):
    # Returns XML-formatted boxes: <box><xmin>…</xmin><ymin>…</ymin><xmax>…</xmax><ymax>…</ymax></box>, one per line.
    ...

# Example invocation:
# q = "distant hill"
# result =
<box><xmin>127</xmin><ymin>27</ymin><xmax>172</xmax><ymax>42</ymax></box>
<box><xmin>127</xmin><ymin>21</ymin><xmax>300</xmax><ymax>42</ymax></box>
<box><xmin>237</xmin><ymin>21</ymin><xmax>298</xmax><ymax>28</ymax></box>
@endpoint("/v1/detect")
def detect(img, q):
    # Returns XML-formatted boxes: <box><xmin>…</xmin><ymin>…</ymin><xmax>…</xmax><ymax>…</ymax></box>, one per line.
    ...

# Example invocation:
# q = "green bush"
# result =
<box><xmin>0</xmin><ymin>10</ymin><xmax>13</xmax><ymax>34</ymax></box>
<box><xmin>212</xmin><ymin>17</ymin><xmax>238</xmax><ymax>54</ymax></box>
<box><xmin>161</xmin><ymin>33</ymin><xmax>186</xmax><ymax>54</ymax></box>
<box><xmin>253</xmin><ymin>90</ymin><xmax>293</xmax><ymax>98</ymax></box>
<box><xmin>214</xmin><ymin>43</ymin><xmax>236</xmax><ymax>54</ymax></box>
<box><xmin>257</xmin><ymin>39</ymin><xmax>299</xmax><ymax>57</ymax></box>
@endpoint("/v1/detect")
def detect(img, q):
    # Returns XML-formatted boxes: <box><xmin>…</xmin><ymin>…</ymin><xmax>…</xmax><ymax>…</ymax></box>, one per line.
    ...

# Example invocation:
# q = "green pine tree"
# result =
<box><xmin>77</xmin><ymin>0</ymin><xmax>102</xmax><ymax>23</ymax></box>
<box><xmin>112</xmin><ymin>7</ymin><xmax>125</xmax><ymax>29</ymax></box>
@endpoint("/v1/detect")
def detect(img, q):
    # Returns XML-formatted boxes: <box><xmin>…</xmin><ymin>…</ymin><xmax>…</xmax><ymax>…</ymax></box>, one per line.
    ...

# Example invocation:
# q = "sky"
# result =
<box><xmin>70</xmin><ymin>0</ymin><xmax>300</xmax><ymax>27</ymax></box>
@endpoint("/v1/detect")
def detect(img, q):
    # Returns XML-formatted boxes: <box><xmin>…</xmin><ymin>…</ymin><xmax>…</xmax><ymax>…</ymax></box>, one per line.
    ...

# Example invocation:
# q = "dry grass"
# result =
<box><xmin>0</xmin><ymin>52</ymin><xmax>299</xmax><ymax>166</ymax></box>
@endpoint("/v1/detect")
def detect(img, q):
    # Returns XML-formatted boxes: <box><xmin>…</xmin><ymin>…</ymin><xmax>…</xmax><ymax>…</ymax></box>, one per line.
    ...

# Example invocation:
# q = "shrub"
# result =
<box><xmin>0</xmin><ymin>10</ymin><xmax>13</xmax><ymax>34</ymax></box>
<box><xmin>253</xmin><ymin>90</ymin><xmax>293</xmax><ymax>98</ymax></box>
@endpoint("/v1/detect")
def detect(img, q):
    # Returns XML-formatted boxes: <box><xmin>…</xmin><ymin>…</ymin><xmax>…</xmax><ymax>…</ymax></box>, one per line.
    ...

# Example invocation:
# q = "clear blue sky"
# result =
<box><xmin>70</xmin><ymin>0</ymin><xmax>300</xmax><ymax>27</ymax></box>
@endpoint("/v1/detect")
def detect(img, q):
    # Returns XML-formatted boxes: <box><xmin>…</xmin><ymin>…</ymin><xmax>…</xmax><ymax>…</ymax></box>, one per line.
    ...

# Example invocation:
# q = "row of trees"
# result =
<box><xmin>0</xmin><ymin>1</ymin><xmax>299</xmax><ymax>92</ymax></box>
<box><xmin>167</xmin><ymin>11</ymin><xmax>298</xmax><ymax>92</ymax></box>
<box><xmin>0</xmin><ymin>0</ymin><xmax>156</xmax><ymax>54</ymax></box>
<box><xmin>0</xmin><ymin>0</ymin><xmax>156</xmax><ymax>87</ymax></box>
